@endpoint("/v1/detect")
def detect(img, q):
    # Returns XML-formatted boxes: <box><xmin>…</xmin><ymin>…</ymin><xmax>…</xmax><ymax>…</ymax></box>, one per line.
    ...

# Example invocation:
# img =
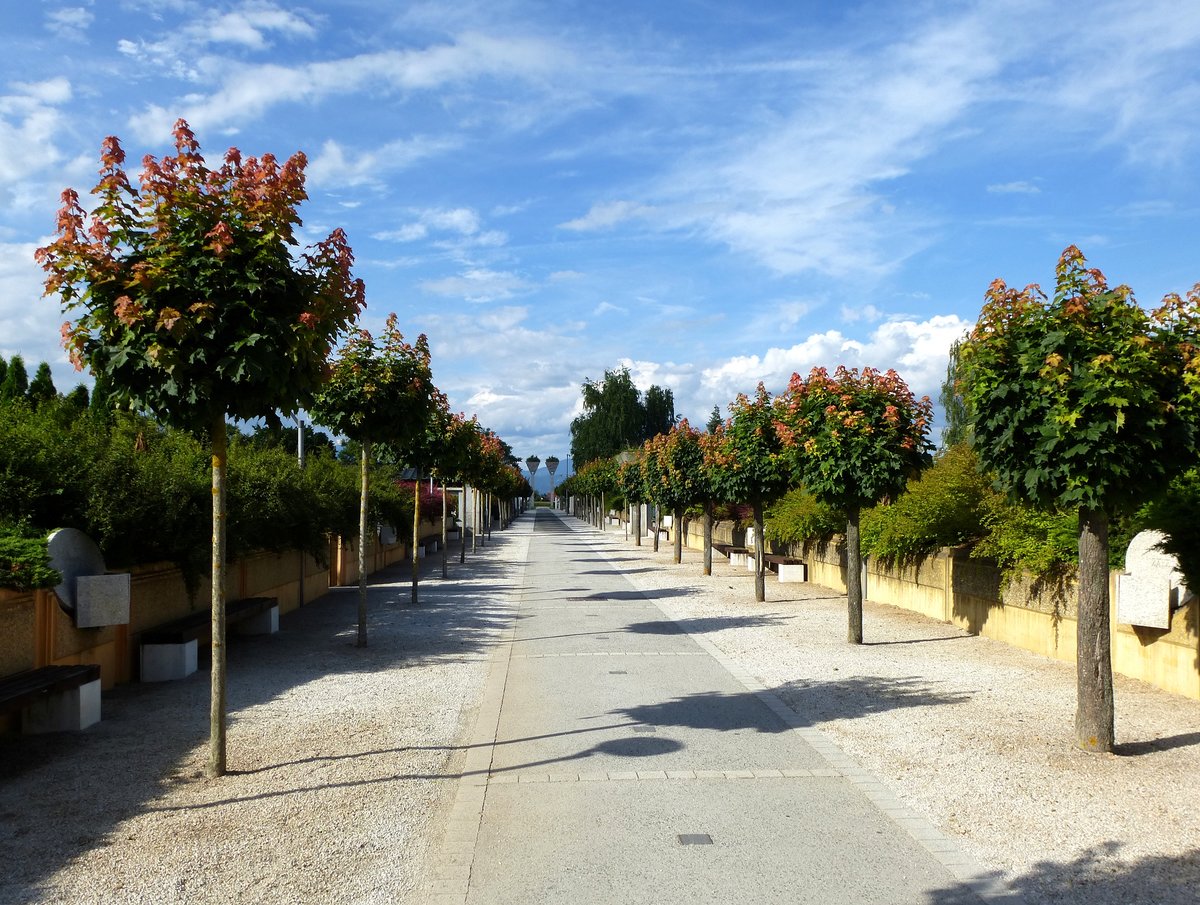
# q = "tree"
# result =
<box><xmin>939</xmin><ymin>338</ymin><xmax>970</xmax><ymax>448</ymax></box>
<box><xmin>958</xmin><ymin>246</ymin><xmax>1200</xmax><ymax>752</ymax></box>
<box><xmin>37</xmin><ymin>121</ymin><xmax>363</xmax><ymax>777</ymax></box>
<box><xmin>396</xmin><ymin>388</ymin><xmax>449</xmax><ymax>604</ymax></box>
<box><xmin>646</xmin><ymin>422</ymin><xmax>707</xmax><ymax>564</ymax></box>
<box><xmin>310</xmin><ymin>314</ymin><xmax>435</xmax><ymax>637</ymax></box>
<box><xmin>643</xmin><ymin>384</ymin><xmax>676</xmax><ymax>438</ymax></box>
<box><xmin>617</xmin><ymin>455</ymin><xmax>647</xmax><ymax>545</ymax></box>
<box><xmin>28</xmin><ymin>363</ymin><xmax>57</xmax><ymax>408</ymax></box>
<box><xmin>705</xmin><ymin>405</ymin><xmax>723</xmax><ymax>434</ymax></box>
<box><xmin>0</xmin><ymin>355</ymin><xmax>28</xmax><ymax>401</ymax></box>
<box><xmin>569</xmin><ymin>366</ymin><xmax>676</xmax><ymax>465</ymax></box>
<box><xmin>710</xmin><ymin>384</ymin><xmax>791</xmax><ymax>601</ymax></box>
<box><xmin>776</xmin><ymin>365</ymin><xmax>932</xmax><ymax>643</ymax></box>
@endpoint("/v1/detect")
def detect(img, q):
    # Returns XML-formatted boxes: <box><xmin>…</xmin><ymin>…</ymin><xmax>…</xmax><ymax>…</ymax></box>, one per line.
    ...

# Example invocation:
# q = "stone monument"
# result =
<box><xmin>46</xmin><ymin>528</ymin><xmax>130</xmax><ymax>628</ymax></box>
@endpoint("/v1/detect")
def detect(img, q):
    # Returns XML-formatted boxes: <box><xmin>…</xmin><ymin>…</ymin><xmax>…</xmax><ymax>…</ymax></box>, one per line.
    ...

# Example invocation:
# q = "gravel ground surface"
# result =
<box><xmin>585</xmin><ymin>522</ymin><xmax>1200</xmax><ymax>905</ymax></box>
<box><xmin>3</xmin><ymin>515</ymin><xmax>1198</xmax><ymax>905</ymax></box>
<box><xmin>0</xmin><ymin>530</ymin><xmax>527</xmax><ymax>905</ymax></box>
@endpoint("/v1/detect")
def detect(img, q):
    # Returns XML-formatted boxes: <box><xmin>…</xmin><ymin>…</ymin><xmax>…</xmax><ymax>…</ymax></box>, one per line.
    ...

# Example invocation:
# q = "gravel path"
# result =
<box><xmin>3</xmin><ymin>516</ymin><xmax>1198</xmax><ymax>904</ymax></box>
<box><xmin>586</xmin><ymin>523</ymin><xmax>1200</xmax><ymax>905</ymax></box>
<box><xmin>0</xmin><ymin>529</ymin><xmax>528</xmax><ymax>905</ymax></box>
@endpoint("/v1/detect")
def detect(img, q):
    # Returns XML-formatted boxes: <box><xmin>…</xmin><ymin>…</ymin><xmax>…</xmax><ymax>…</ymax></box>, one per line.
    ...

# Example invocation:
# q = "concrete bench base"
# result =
<box><xmin>141</xmin><ymin>639</ymin><xmax>199</xmax><ymax>682</ymax></box>
<box><xmin>777</xmin><ymin>562</ymin><xmax>809</xmax><ymax>583</ymax></box>
<box><xmin>23</xmin><ymin>679</ymin><xmax>102</xmax><ymax>733</ymax></box>
<box><xmin>233</xmin><ymin>605</ymin><xmax>279</xmax><ymax>636</ymax></box>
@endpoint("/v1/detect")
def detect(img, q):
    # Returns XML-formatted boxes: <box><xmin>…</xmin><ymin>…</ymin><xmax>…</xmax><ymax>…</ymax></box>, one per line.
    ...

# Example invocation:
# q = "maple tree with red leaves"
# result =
<box><xmin>37</xmin><ymin>120</ymin><xmax>364</xmax><ymax>778</ymax></box>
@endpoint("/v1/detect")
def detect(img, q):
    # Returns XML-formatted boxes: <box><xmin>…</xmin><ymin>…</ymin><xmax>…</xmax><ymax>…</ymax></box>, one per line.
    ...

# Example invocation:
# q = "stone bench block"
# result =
<box><xmin>778</xmin><ymin>563</ymin><xmax>809</xmax><ymax>583</ymax></box>
<box><xmin>233</xmin><ymin>605</ymin><xmax>279</xmax><ymax>636</ymax></box>
<box><xmin>22</xmin><ymin>678</ymin><xmax>102</xmax><ymax>733</ymax></box>
<box><xmin>141</xmin><ymin>640</ymin><xmax>198</xmax><ymax>682</ymax></box>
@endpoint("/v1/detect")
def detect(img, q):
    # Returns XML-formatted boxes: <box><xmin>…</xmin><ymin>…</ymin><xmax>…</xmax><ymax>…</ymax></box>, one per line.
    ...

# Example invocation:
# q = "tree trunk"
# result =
<box><xmin>753</xmin><ymin>500</ymin><xmax>766</xmax><ymax>603</ymax></box>
<box><xmin>703</xmin><ymin>505</ymin><xmax>713</xmax><ymax>576</ymax></box>
<box><xmin>207</xmin><ymin>416</ymin><xmax>228</xmax><ymax>778</ymax></box>
<box><xmin>411</xmin><ymin>477</ymin><xmax>420</xmax><ymax>605</ymax></box>
<box><xmin>652</xmin><ymin>504</ymin><xmax>660</xmax><ymax>552</ymax></box>
<box><xmin>1076</xmin><ymin>508</ymin><xmax>1114</xmax><ymax>752</ymax></box>
<box><xmin>846</xmin><ymin>504</ymin><xmax>863</xmax><ymax>644</ymax></box>
<box><xmin>633</xmin><ymin>502</ymin><xmax>642</xmax><ymax>546</ymax></box>
<box><xmin>673</xmin><ymin>508</ymin><xmax>683</xmax><ymax>564</ymax></box>
<box><xmin>441</xmin><ymin>482</ymin><xmax>448</xmax><ymax>579</ymax></box>
<box><xmin>460</xmin><ymin>487</ymin><xmax>467</xmax><ymax>563</ymax></box>
<box><xmin>357</xmin><ymin>441</ymin><xmax>370</xmax><ymax>646</ymax></box>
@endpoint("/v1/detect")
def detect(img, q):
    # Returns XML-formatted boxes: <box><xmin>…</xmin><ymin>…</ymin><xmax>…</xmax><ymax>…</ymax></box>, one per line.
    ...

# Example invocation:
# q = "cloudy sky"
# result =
<box><xmin>3</xmin><ymin>1</ymin><xmax>1200</xmax><ymax>481</ymax></box>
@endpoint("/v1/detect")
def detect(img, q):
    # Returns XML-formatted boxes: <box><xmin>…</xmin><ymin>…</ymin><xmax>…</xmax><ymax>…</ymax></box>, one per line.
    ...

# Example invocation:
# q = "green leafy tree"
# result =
<box><xmin>0</xmin><ymin>357</ymin><xmax>7</xmax><ymax>392</ymax></box>
<box><xmin>1</xmin><ymin>355</ymin><xmax>29</xmax><ymax>401</ymax></box>
<box><xmin>28</xmin><ymin>363</ymin><xmax>57</xmax><ymax>408</ymax></box>
<box><xmin>645</xmin><ymin>422</ymin><xmax>707</xmax><ymax>564</ymax></box>
<box><xmin>37</xmin><ymin>121</ymin><xmax>364</xmax><ymax>777</ymax></box>
<box><xmin>959</xmin><ymin>246</ymin><xmax>1200</xmax><ymax>752</ymax></box>
<box><xmin>776</xmin><ymin>366</ymin><xmax>932</xmax><ymax>642</ymax></box>
<box><xmin>617</xmin><ymin>455</ymin><xmax>648</xmax><ymax>546</ymax></box>
<box><xmin>711</xmin><ymin>384</ymin><xmax>791</xmax><ymax>601</ymax></box>
<box><xmin>310</xmin><ymin>314</ymin><xmax>436</xmax><ymax>632</ymax></box>
<box><xmin>643</xmin><ymin>384</ymin><xmax>676</xmax><ymax>438</ymax></box>
<box><xmin>939</xmin><ymin>338</ymin><xmax>970</xmax><ymax>448</ymax></box>
<box><xmin>705</xmin><ymin>405</ymin><xmax>723</xmax><ymax>434</ymax></box>
<box><xmin>569</xmin><ymin>367</ymin><xmax>676</xmax><ymax>465</ymax></box>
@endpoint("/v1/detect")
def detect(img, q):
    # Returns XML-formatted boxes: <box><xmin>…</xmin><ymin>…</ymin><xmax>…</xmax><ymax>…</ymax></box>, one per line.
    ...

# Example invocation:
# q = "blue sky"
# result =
<box><xmin>3</xmin><ymin>1</ymin><xmax>1200</xmax><ymax>486</ymax></box>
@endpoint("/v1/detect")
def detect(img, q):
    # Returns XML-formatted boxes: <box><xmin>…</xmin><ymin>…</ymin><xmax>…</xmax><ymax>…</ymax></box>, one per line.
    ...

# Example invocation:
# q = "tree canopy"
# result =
<box><xmin>569</xmin><ymin>366</ymin><xmax>675</xmax><ymax>465</ymax></box>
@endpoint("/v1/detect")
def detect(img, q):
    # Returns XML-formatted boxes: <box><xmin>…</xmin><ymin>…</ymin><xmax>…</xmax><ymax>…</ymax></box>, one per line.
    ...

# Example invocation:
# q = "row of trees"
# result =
<box><xmin>560</xmin><ymin>247</ymin><xmax>1200</xmax><ymax>755</ymax></box>
<box><xmin>33</xmin><ymin>120</ymin><xmax>527</xmax><ymax>776</ymax></box>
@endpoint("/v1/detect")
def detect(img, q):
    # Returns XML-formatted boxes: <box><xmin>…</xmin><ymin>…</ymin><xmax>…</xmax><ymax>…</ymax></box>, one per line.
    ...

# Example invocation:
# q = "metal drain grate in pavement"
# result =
<box><xmin>609</xmin><ymin>670</ymin><xmax>628</xmax><ymax>675</ymax></box>
<box><xmin>677</xmin><ymin>834</ymin><xmax>713</xmax><ymax>845</ymax></box>
<box><xmin>631</xmin><ymin>726</ymin><xmax>656</xmax><ymax>733</ymax></box>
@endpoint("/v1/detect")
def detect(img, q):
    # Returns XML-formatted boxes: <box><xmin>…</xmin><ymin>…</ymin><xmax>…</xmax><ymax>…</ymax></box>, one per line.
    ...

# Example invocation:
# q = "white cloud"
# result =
<box><xmin>548</xmin><ymin>270</ymin><xmax>584</xmax><ymax>281</ymax></box>
<box><xmin>419</xmin><ymin>268</ymin><xmax>530</xmax><ymax>303</ymax></box>
<box><xmin>559</xmin><ymin>200</ymin><xmax>653</xmax><ymax>231</ymax></box>
<box><xmin>839</xmin><ymin>303</ymin><xmax>887</xmax><ymax>324</ymax></box>
<box><xmin>128</xmin><ymin>32</ymin><xmax>567</xmax><ymax>140</ymax></box>
<box><xmin>593</xmin><ymin>301</ymin><xmax>627</xmax><ymax>316</ymax></box>
<box><xmin>46</xmin><ymin>7</ymin><xmax>93</xmax><ymax>41</ymax></box>
<box><xmin>306</xmin><ymin>136</ymin><xmax>460</xmax><ymax>189</ymax></box>
<box><xmin>987</xmin><ymin>181</ymin><xmax>1040</xmax><ymax>194</ymax></box>
<box><xmin>698</xmin><ymin>314</ymin><xmax>971</xmax><ymax>409</ymax></box>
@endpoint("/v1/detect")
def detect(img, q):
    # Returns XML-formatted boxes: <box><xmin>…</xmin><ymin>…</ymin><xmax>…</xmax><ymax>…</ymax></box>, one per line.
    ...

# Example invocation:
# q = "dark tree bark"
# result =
<box><xmin>673</xmin><ymin>509</ymin><xmax>683</xmax><ymax>564</ymax></box>
<box><xmin>703</xmin><ymin>505</ymin><xmax>713</xmax><ymax>576</ymax></box>
<box><xmin>753</xmin><ymin>501</ymin><xmax>766</xmax><ymax>602</ymax></box>
<box><xmin>846</xmin><ymin>504</ymin><xmax>863</xmax><ymax>644</ymax></box>
<box><xmin>1076</xmin><ymin>508</ymin><xmax>1114</xmax><ymax>752</ymax></box>
<box><xmin>633</xmin><ymin>503</ymin><xmax>641</xmax><ymax>547</ymax></box>
<box><xmin>208</xmin><ymin>418</ymin><xmax>229</xmax><ymax>777</ymax></box>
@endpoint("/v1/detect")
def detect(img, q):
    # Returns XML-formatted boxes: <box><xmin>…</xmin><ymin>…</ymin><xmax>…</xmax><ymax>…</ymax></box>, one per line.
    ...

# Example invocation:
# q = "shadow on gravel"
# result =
<box><xmin>862</xmin><ymin>635</ymin><xmax>970</xmax><ymax>647</ymax></box>
<box><xmin>0</xmin><ymin>528</ymin><xmax>525</xmax><ymax>902</ymax></box>
<box><xmin>1115</xmin><ymin>730</ymin><xmax>1200</xmax><ymax>756</ymax></box>
<box><xmin>613</xmin><ymin>676</ymin><xmax>970</xmax><ymax>734</ymax></box>
<box><xmin>626</xmin><ymin>614</ymin><xmax>784</xmax><ymax>635</ymax></box>
<box><xmin>926</xmin><ymin>842</ymin><xmax>1200</xmax><ymax>905</ymax></box>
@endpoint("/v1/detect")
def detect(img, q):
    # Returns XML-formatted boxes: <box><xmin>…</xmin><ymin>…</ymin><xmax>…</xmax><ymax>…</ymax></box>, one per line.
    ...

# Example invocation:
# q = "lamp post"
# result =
<box><xmin>525</xmin><ymin>455</ymin><xmax>540</xmax><ymax>511</ymax></box>
<box><xmin>545</xmin><ymin>456</ymin><xmax>559</xmax><ymax>508</ymax></box>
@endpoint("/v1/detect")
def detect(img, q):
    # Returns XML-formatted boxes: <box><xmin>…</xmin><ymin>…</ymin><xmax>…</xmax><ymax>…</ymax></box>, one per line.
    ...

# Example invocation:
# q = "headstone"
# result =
<box><xmin>1117</xmin><ymin>530</ymin><xmax>1192</xmax><ymax>629</ymax></box>
<box><xmin>46</xmin><ymin>528</ymin><xmax>130</xmax><ymax>628</ymax></box>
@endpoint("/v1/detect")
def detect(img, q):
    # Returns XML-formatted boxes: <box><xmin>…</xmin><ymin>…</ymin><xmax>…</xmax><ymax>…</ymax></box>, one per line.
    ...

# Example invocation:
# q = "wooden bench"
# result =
<box><xmin>140</xmin><ymin>596</ymin><xmax>279</xmax><ymax>682</ymax></box>
<box><xmin>0</xmin><ymin>664</ymin><xmax>101</xmax><ymax>734</ymax></box>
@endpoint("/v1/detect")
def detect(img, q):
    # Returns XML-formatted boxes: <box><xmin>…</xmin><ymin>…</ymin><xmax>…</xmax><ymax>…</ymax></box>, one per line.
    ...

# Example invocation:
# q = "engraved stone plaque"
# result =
<box><xmin>1117</xmin><ymin>530</ymin><xmax>1191</xmax><ymax>629</ymax></box>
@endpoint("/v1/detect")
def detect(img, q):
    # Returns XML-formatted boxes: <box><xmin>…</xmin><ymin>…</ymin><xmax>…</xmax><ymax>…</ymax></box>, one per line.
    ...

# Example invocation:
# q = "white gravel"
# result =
<box><xmin>0</xmin><ymin>533</ymin><xmax>527</xmax><ymax>905</ymax></box>
<box><xmin>589</xmin><ymin>524</ymin><xmax>1200</xmax><ymax>905</ymax></box>
<box><xmin>3</xmin><ymin>518</ymin><xmax>1198</xmax><ymax>905</ymax></box>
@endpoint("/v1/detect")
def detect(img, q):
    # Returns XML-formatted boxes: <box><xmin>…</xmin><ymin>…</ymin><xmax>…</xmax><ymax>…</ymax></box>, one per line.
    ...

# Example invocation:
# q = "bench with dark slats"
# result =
<box><xmin>140</xmin><ymin>596</ymin><xmax>277</xmax><ymax>646</ymax></box>
<box><xmin>0</xmin><ymin>665</ymin><xmax>101</xmax><ymax>716</ymax></box>
<box><xmin>1</xmin><ymin>664</ymin><xmax>102</xmax><ymax>732</ymax></box>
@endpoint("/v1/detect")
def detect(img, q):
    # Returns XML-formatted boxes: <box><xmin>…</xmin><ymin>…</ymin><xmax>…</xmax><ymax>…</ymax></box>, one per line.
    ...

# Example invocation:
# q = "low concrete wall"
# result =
<box><xmin>0</xmin><ymin>519</ymin><xmax>443</xmax><ymax>705</ymax></box>
<box><xmin>683</xmin><ymin>521</ymin><xmax>1200</xmax><ymax>701</ymax></box>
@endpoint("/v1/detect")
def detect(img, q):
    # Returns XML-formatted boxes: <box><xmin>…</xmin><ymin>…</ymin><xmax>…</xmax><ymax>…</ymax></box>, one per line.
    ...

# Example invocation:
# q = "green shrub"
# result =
<box><xmin>972</xmin><ymin>494</ymin><xmax>1077</xmax><ymax>583</ymax></box>
<box><xmin>862</xmin><ymin>444</ymin><xmax>991</xmax><ymax>564</ymax></box>
<box><xmin>765</xmin><ymin>488</ymin><xmax>843</xmax><ymax>545</ymax></box>
<box><xmin>0</xmin><ymin>525</ymin><xmax>61</xmax><ymax>591</ymax></box>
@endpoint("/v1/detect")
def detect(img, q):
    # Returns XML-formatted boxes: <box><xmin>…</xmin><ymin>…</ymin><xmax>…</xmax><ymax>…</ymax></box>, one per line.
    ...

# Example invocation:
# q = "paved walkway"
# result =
<box><xmin>426</xmin><ymin>508</ymin><xmax>996</xmax><ymax>904</ymax></box>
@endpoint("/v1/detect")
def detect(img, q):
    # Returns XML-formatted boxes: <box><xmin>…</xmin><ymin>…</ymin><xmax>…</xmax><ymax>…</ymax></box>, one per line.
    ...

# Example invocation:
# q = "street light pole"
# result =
<box><xmin>545</xmin><ymin>456</ymin><xmax>559</xmax><ymax>509</ymax></box>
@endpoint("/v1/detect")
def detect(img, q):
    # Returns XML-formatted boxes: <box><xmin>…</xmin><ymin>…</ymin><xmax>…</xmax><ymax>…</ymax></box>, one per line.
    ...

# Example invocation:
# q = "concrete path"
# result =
<box><xmin>426</xmin><ymin>509</ymin><xmax>996</xmax><ymax>904</ymax></box>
